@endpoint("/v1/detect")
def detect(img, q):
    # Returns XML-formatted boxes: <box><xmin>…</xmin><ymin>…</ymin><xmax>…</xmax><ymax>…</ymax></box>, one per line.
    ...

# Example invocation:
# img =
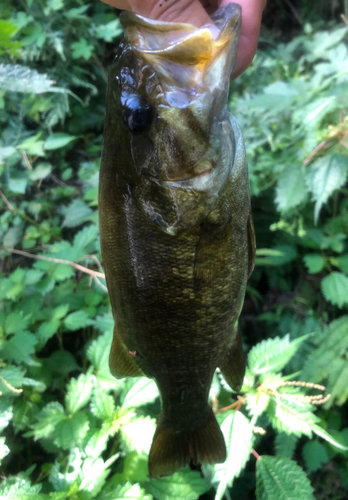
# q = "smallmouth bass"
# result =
<box><xmin>99</xmin><ymin>3</ymin><xmax>255</xmax><ymax>478</ymax></box>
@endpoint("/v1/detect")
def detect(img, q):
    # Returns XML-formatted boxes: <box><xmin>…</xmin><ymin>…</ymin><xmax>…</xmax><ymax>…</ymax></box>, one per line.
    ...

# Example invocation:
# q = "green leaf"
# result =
<box><xmin>121</xmin><ymin>416</ymin><xmax>156</xmax><ymax>454</ymax></box>
<box><xmin>44</xmin><ymin>133</ymin><xmax>76</xmax><ymax>150</ymax></box>
<box><xmin>31</xmin><ymin>402</ymin><xmax>65</xmax><ymax>440</ymax></box>
<box><xmin>276</xmin><ymin>164</ymin><xmax>307</xmax><ymax>212</ymax></box>
<box><xmin>1</xmin><ymin>331</ymin><xmax>37</xmax><ymax>364</ymax></box>
<box><xmin>302</xmin><ymin>440</ymin><xmax>328</xmax><ymax>473</ymax></box>
<box><xmin>248</xmin><ymin>334</ymin><xmax>309</xmax><ymax>375</ymax></box>
<box><xmin>71</xmin><ymin>38</ymin><xmax>94</xmax><ymax>60</ymax></box>
<box><xmin>303</xmin><ymin>254</ymin><xmax>325</xmax><ymax>274</ymax></box>
<box><xmin>4</xmin><ymin>311</ymin><xmax>29</xmax><ymax>334</ymax></box>
<box><xmin>53</xmin><ymin>412</ymin><xmax>89</xmax><ymax>450</ymax></box>
<box><xmin>274</xmin><ymin>432</ymin><xmax>298</xmax><ymax>459</ymax></box>
<box><xmin>66</xmin><ymin>373</ymin><xmax>94</xmax><ymax>414</ymax></box>
<box><xmin>321</xmin><ymin>272</ymin><xmax>348</xmax><ymax>307</ymax></box>
<box><xmin>146</xmin><ymin>468</ymin><xmax>209</xmax><ymax>500</ymax></box>
<box><xmin>302</xmin><ymin>316</ymin><xmax>348</xmax><ymax>384</ymax></box>
<box><xmin>0</xmin><ymin>436</ymin><xmax>9</xmax><ymax>464</ymax></box>
<box><xmin>64</xmin><ymin>310</ymin><xmax>90</xmax><ymax>331</ymax></box>
<box><xmin>121</xmin><ymin>378</ymin><xmax>159</xmax><ymax>409</ymax></box>
<box><xmin>90</xmin><ymin>385</ymin><xmax>116</xmax><ymax>421</ymax></box>
<box><xmin>268</xmin><ymin>396</ymin><xmax>320</xmax><ymax>438</ymax></box>
<box><xmin>306</xmin><ymin>154</ymin><xmax>348</xmax><ymax>223</ymax></box>
<box><xmin>0</xmin><ymin>399</ymin><xmax>13</xmax><ymax>432</ymax></box>
<box><xmin>337</xmin><ymin>254</ymin><xmax>348</xmax><ymax>274</ymax></box>
<box><xmin>93</xmin><ymin>19</ymin><xmax>123</xmax><ymax>42</ymax></box>
<box><xmin>210</xmin><ymin>412</ymin><xmax>253</xmax><ymax>500</ymax></box>
<box><xmin>62</xmin><ymin>199</ymin><xmax>93</xmax><ymax>228</ymax></box>
<box><xmin>256</xmin><ymin>455</ymin><xmax>314</xmax><ymax>500</ymax></box>
<box><xmin>0</xmin><ymin>365</ymin><xmax>25</xmax><ymax>395</ymax></box>
<box><xmin>37</xmin><ymin>320</ymin><xmax>60</xmax><ymax>348</ymax></box>
<box><xmin>0</xmin><ymin>474</ymin><xmax>49</xmax><ymax>499</ymax></box>
<box><xmin>326</xmin><ymin>355</ymin><xmax>348</xmax><ymax>407</ymax></box>
<box><xmin>101</xmin><ymin>482</ymin><xmax>152</xmax><ymax>500</ymax></box>
<box><xmin>0</xmin><ymin>63</ymin><xmax>67</xmax><ymax>95</ymax></box>
<box><xmin>246</xmin><ymin>391</ymin><xmax>270</xmax><ymax>424</ymax></box>
<box><xmin>29</xmin><ymin>162</ymin><xmax>52</xmax><ymax>181</ymax></box>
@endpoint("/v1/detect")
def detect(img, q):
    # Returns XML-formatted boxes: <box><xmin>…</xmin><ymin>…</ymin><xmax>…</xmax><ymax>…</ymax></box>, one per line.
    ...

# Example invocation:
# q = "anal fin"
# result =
<box><xmin>109</xmin><ymin>326</ymin><xmax>144</xmax><ymax>379</ymax></box>
<box><xmin>148</xmin><ymin>408</ymin><xmax>226</xmax><ymax>478</ymax></box>
<box><xmin>219</xmin><ymin>328</ymin><xmax>246</xmax><ymax>392</ymax></box>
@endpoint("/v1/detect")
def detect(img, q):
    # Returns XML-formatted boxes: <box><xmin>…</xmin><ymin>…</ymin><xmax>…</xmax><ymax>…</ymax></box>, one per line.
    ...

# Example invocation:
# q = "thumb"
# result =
<box><xmin>102</xmin><ymin>0</ymin><xmax>213</xmax><ymax>27</ymax></box>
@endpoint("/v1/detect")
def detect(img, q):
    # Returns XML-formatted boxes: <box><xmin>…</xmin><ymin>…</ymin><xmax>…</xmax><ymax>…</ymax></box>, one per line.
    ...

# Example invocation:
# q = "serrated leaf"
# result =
<box><xmin>31</xmin><ymin>402</ymin><xmax>65</xmax><ymax>440</ymax></box>
<box><xmin>93</xmin><ymin>19</ymin><xmax>123</xmax><ymax>42</ymax></box>
<box><xmin>302</xmin><ymin>316</ymin><xmax>348</xmax><ymax>384</ymax></box>
<box><xmin>66</xmin><ymin>373</ymin><xmax>94</xmax><ymax>413</ymax></box>
<box><xmin>306</xmin><ymin>154</ymin><xmax>348</xmax><ymax>223</ymax></box>
<box><xmin>256</xmin><ymin>455</ymin><xmax>314</xmax><ymax>500</ymax></box>
<box><xmin>146</xmin><ymin>468</ymin><xmax>209</xmax><ymax>500</ymax></box>
<box><xmin>0</xmin><ymin>474</ymin><xmax>49</xmax><ymax>499</ymax></box>
<box><xmin>121</xmin><ymin>378</ymin><xmax>159</xmax><ymax>409</ymax></box>
<box><xmin>248</xmin><ymin>334</ymin><xmax>309</xmax><ymax>375</ymax></box>
<box><xmin>303</xmin><ymin>254</ymin><xmax>325</xmax><ymax>274</ymax></box>
<box><xmin>1</xmin><ymin>331</ymin><xmax>37</xmax><ymax>364</ymax></box>
<box><xmin>73</xmin><ymin>225</ymin><xmax>98</xmax><ymax>256</ymax></box>
<box><xmin>321</xmin><ymin>272</ymin><xmax>348</xmax><ymax>307</ymax></box>
<box><xmin>90</xmin><ymin>385</ymin><xmax>116</xmax><ymax>421</ymax></box>
<box><xmin>121</xmin><ymin>416</ymin><xmax>156</xmax><ymax>454</ymax></box>
<box><xmin>302</xmin><ymin>440</ymin><xmax>328</xmax><ymax>473</ymax></box>
<box><xmin>4</xmin><ymin>311</ymin><xmax>29</xmax><ymax>334</ymax></box>
<box><xmin>37</xmin><ymin>320</ymin><xmax>60</xmax><ymax>348</ymax></box>
<box><xmin>326</xmin><ymin>355</ymin><xmax>348</xmax><ymax>407</ymax></box>
<box><xmin>64</xmin><ymin>310</ymin><xmax>90</xmax><ymax>331</ymax></box>
<box><xmin>62</xmin><ymin>199</ymin><xmax>93</xmax><ymax>228</ymax></box>
<box><xmin>211</xmin><ymin>412</ymin><xmax>253</xmax><ymax>500</ymax></box>
<box><xmin>246</xmin><ymin>391</ymin><xmax>270</xmax><ymax>424</ymax></box>
<box><xmin>274</xmin><ymin>432</ymin><xmax>298</xmax><ymax>459</ymax></box>
<box><xmin>71</xmin><ymin>38</ymin><xmax>93</xmax><ymax>60</ymax></box>
<box><xmin>0</xmin><ymin>64</ymin><xmax>68</xmax><ymax>94</ymax></box>
<box><xmin>53</xmin><ymin>412</ymin><xmax>89</xmax><ymax>450</ymax></box>
<box><xmin>0</xmin><ymin>399</ymin><xmax>13</xmax><ymax>432</ymax></box>
<box><xmin>268</xmin><ymin>397</ymin><xmax>319</xmax><ymax>438</ymax></box>
<box><xmin>44</xmin><ymin>133</ymin><xmax>76</xmax><ymax>150</ymax></box>
<box><xmin>0</xmin><ymin>365</ymin><xmax>25</xmax><ymax>395</ymax></box>
<box><xmin>276</xmin><ymin>164</ymin><xmax>307</xmax><ymax>212</ymax></box>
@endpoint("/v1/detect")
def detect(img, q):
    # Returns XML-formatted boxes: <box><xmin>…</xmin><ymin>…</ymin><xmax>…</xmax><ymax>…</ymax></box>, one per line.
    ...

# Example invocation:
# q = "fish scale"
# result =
<box><xmin>99</xmin><ymin>3</ymin><xmax>255</xmax><ymax>478</ymax></box>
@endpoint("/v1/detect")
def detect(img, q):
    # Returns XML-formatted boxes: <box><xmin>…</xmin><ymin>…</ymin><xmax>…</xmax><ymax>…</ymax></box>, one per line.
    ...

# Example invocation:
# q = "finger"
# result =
<box><xmin>125</xmin><ymin>0</ymin><xmax>213</xmax><ymax>27</ymax></box>
<box><xmin>100</xmin><ymin>0</ymin><xmax>130</xmax><ymax>8</ymax></box>
<box><xmin>220</xmin><ymin>0</ymin><xmax>266</xmax><ymax>78</ymax></box>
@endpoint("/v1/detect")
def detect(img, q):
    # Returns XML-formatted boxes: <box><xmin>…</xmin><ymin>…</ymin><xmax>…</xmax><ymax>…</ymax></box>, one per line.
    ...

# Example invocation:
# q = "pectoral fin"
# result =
<box><xmin>109</xmin><ymin>326</ymin><xmax>144</xmax><ymax>378</ymax></box>
<box><xmin>219</xmin><ymin>328</ymin><xmax>245</xmax><ymax>392</ymax></box>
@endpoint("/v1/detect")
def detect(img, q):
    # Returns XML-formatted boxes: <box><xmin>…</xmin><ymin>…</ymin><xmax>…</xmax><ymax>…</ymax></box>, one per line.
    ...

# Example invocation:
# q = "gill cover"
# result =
<box><xmin>121</xmin><ymin>4</ymin><xmax>242</xmax><ymax>235</ymax></box>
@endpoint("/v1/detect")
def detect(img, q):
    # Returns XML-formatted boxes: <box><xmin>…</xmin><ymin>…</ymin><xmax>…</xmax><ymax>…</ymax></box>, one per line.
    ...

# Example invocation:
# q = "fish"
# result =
<box><xmin>99</xmin><ymin>2</ymin><xmax>256</xmax><ymax>479</ymax></box>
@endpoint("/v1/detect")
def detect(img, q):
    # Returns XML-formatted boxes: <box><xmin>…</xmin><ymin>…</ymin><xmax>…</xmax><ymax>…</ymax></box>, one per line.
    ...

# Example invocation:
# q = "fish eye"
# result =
<box><xmin>123</xmin><ymin>95</ymin><xmax>154</xmax><ymax>135</ymax></box>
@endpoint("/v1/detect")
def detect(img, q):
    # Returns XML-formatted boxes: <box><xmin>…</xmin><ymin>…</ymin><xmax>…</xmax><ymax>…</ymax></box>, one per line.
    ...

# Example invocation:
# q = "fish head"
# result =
<box><xmin>111</xmin><ymin>4</ymin><xmax>241</xmax><ymax>235</ymax></box>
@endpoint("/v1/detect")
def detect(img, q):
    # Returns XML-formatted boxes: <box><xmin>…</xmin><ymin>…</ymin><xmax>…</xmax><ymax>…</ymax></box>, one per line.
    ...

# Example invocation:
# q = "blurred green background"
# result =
<box><xmin>0</xmin><ymin>1</ymin><xmax>348</xmax><ymax>499</ymax></box>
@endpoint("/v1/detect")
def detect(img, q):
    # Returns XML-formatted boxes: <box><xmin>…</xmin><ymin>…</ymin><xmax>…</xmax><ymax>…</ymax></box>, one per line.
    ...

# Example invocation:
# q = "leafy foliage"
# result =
<box><xmin>256</xmin><ymin>456</ymin><xmax>314</xmax><ymax>500</ymax></box>
<box><xmin>1</xmin><ymin>1</ymin><xmax>348</xmax><ymax>499</ymax></box>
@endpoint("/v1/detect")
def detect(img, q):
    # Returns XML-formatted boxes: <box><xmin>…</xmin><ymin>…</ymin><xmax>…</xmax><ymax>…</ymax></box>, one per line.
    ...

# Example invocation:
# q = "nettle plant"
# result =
<box><xmin>1</xmin><ymin>1</ymin><xmax>348</xmax><ymax>499</ymax></box>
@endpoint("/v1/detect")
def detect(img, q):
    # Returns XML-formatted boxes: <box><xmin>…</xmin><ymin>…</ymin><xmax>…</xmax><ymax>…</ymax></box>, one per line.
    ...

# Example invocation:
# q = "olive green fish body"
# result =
<box><xmin>99</xmin><ymin>3</ymin><xmax>255</xmax><ymax>477</ymax></box>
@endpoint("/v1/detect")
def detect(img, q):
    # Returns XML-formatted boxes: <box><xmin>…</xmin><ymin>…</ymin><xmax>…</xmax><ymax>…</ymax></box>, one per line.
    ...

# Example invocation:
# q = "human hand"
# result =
<box><xmin>100</xmin><ymin>0</ymin><xmax>267</xmax><ymax>78</ymax></box>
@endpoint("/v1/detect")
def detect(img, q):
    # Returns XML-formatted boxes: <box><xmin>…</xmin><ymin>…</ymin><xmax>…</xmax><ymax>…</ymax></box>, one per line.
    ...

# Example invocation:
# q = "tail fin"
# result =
<box><xmin>148</xmin><ymin>408</ymin><xmax>226</xmax><ymax>478</ymax></box>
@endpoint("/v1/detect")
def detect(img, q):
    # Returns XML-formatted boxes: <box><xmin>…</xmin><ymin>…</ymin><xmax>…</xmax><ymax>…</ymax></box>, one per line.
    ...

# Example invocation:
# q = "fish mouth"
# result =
<box><xmin>162</xmin><ymin>160</ymin><xmax>213</xmax><ymax>183</ymax></box>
